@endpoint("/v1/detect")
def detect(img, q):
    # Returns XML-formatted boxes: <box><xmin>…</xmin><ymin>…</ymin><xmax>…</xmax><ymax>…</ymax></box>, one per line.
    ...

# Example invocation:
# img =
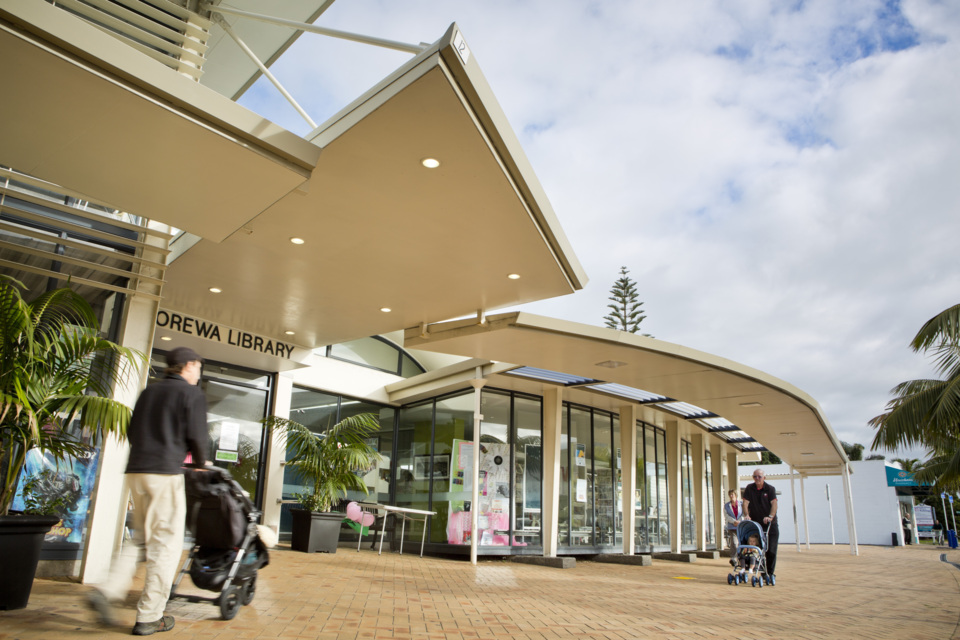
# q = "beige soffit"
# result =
<box><xmin>200</xmin><ymin>0</ymin><xmax>337</xmax><ymax>100</ymax></box>
<box><xmin>161</xmin><ymin>24</ymin><xmax>586</xmax><ymax>349</ymax></box>
<box><xmin>0</xmin><ymin>0</ymin><xmax>320</xmax><ymax>243</ymax></box>
<box><xmin>403</xmin><ymin>312</ymin><xmax>849</xmax><ymax>477</ymax></box>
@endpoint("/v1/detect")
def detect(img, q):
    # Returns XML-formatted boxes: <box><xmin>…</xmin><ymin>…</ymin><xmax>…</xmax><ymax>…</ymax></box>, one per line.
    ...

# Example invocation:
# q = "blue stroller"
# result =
<box><xmin>727</xmin><ymin>520</ymin><xmax>775</xmax><ymax>587</ymax></box>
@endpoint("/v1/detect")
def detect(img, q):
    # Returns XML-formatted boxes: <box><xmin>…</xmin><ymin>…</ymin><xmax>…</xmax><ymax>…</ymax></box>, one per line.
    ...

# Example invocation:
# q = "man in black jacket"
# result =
<box><xmin>89</xmin><ymin>347</ymin><xmax>208</xmax><ymax>635</ymax></box>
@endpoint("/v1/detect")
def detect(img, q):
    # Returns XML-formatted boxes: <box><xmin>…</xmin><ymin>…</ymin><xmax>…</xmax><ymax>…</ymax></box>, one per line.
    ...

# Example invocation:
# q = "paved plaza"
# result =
<box><xmin>2</xmin><ymin>543</ymin><xmax>959</xmax><ymax>639</ymax></box>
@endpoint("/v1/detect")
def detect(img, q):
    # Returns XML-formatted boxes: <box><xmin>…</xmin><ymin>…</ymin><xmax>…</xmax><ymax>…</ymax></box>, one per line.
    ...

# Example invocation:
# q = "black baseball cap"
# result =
<box><xmin>166</xmin><ymin>346</ymin><xmax>203</xmax><ymax>366</ymax></box>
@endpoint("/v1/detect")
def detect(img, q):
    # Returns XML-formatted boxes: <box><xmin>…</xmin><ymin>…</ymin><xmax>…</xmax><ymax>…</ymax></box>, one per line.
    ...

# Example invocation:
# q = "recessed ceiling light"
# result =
<box><xmin>596</xmin><ymin>360</ymin><xmax>627</xmax><ymax>369</ymax></box>
<box><xmin>159</xmin><ymin>336</ymin><xmax>172</xmax><ymax>341</ymax></box>
<box><xmin>739</xmin><ymin>402</ymin><xmax>763</xmax><ymax>408</ymax></box>
<box><xmin>421</xmin><ymin>158</ymin><xmax>440</xmax><ymax>169</ymax></box>
<box><xmin>209</xmin><ymin>287</ymin><xmax>222</xmax><ymax>294</ymax></box>
<box><xmin>507</xmin><ymin>273</ymin><xmax>521</xmax><ymax>280</ymax></box>
<box><xmin>380</xmin><ymin>307</ymin><xmax>392</xmax><ymax>313</ymax></box>
<box><xmin>284</xmin><ymin>330</ymin><xmax>295</xmax><ymax>336</ymax></box>
<box><xmin>290</xmin><ymin>237</ymin><xmax>305</xmax><ymax>245</ymax></box>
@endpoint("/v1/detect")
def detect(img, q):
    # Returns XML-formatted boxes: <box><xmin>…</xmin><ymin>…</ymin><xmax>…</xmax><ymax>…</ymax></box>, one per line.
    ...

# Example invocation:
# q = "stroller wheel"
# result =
<box><xmin>768</xmin><ymin>574</ymin><xmax>776</xmax><ymax>586</ymax></box>
<box><xmin>241</xmin><ymin>576</ymin><xmax>257</xmax><ymax>605</ymax></box>
<box><xmin>727</xmin><ymin>573</ymin><xmax>734</xmax><ymax>585</ymax></box>
<box><xmin>219</xmin><ymin>585</ymin><xmax>241</xmax><ymax>620</ymax></box>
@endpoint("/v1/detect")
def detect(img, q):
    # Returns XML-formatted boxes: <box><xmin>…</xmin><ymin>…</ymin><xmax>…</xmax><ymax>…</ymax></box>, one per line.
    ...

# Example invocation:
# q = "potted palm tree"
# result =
<box><xmin>0</xmin><ymin>276</ymin><xmax>140</xmax><ymax>610</ymax></box>
<box><xmin>263</xmin><ymin>413</ymin><xmax>381</xmax><ymax>553</ymax></box>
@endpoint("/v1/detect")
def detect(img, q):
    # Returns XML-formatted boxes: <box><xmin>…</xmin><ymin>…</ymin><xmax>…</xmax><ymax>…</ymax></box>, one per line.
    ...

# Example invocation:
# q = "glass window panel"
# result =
<box><xmin>474</xmin><ymin>392</ymin><xmax>511</xmax><ymax>546</ymax></box>
<box><xmin>280</xmin><ymin>388</ymin><xmax>338</xmax><ymax>533</ymax></box>
<box><xmin>681</xmin><ymin>440</ymin><xmax>694</xmax><ymax>547</ymax></box>
<box><xmin>656</xmin><ymin>428</ymin><xmax>669</xmax><ymax>549</ymax></box>
<box><xmin>594</xmin><ymin>412</ymin><xmax>615</xmax><ymax>547</ymax></box>
<box><xmin>634</xmin><ymin>423</ymin><xmax>648</xmax><ymax>552</ymax></box>
<box><xmin>329</xmin><ymin>337</ymin><xmax>399</xmax><ymax>372</ymax></box>
<box><xmin>338</xmin><ymin>399</ymin><xmax>395</xmax><ymax>506</ymax></box>
<box><xmin>558</xmin><ymin>407</ymin><xmax>569</xmax><ymax>545</ymax></box>
<box><xmin>613</xmin><ymin>415</ymin><xmax>622</xmax><ymax>546</ymax></box>
<box><xmin>514</xmin><ymin>395</ymin><xmax>542</xmax><ymax>547</ymax></box>
<box><xmin>432</xmin><ymin>393</ymin><xmax>475</xmax><ymax>546</ymax></box>
<box><xmin>644</xmin><ymin>425</ymin><xmax>659</xmax><ymax>549</ymax></box>
<box><xmin>400</xmin><ymin>353</ymin><xmax>425</xmax><ymax>378</ymax></box>
<box><xmin>705</xmin><ymin>450</ymin><xmax>715</xmax><ymax>547</ymax></box>
<box><xmin>569</xmin><ymin>406</ymin><xmax>593</xmax><ymax>546</ymax></box>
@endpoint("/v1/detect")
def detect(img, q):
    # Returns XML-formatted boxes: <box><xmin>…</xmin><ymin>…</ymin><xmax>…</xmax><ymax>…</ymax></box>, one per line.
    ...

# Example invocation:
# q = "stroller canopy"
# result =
<box><xmin>736</xmin><ymin>520</ymin><xmax>766</xmax><ymax>549</ymax></box>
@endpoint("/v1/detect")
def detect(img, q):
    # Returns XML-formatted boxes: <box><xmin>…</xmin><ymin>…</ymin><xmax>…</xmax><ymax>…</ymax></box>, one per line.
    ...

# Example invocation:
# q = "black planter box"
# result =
<box><xmin>290</xmin><ymin>509</ymin><xmax>343</xmax><ymax>553</ymax></box>
<box><xmin>0</xmin><ymin>514</ymin><xmax>59</xmax><ymax>610</ymax></box>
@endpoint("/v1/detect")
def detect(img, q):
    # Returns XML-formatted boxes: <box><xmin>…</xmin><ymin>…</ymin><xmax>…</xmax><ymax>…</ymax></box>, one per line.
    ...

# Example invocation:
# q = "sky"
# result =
<box><xmin>236</xmin><ymin>0</ymin><xmax>960</xmax><ymax>461</ymax></box>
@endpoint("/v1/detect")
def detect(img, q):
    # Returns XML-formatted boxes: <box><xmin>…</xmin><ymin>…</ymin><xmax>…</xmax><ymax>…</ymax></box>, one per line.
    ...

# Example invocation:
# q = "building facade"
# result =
<box><xmin>0</xmin><ymin>0</ymin><xmax>854</xmax><ymax>582</ymax></box>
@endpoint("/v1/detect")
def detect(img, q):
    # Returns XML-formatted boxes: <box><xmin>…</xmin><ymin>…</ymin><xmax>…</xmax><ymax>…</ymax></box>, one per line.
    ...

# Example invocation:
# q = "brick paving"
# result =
<box><xmin>2</xmin><ymin>543</ymin><xmax>959</xmax><ymax>639</ymax></box>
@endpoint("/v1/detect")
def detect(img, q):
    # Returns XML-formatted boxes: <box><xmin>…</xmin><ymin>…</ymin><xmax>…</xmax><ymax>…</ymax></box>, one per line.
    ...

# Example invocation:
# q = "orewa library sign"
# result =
<box><xmin>156</xmin><ymin>310</ymin><xmax>299</xmax><ymax>359</ymax></box>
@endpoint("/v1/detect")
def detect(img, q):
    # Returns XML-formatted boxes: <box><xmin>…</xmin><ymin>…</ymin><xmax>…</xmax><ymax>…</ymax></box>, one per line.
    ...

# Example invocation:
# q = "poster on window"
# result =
<box><xmin>11</xmin><ymin>448</ymin><xmax>101</xmax><ymax>544</ymax></box>
<box><xmin>575</xmin><ymin>443</ymin><xmax>586</xmax><ymax>467</ymax></box>
<box><xmin>576</xmin><ymin>478</ymin><xmax>587</xmax><ymax>502</ymax></box>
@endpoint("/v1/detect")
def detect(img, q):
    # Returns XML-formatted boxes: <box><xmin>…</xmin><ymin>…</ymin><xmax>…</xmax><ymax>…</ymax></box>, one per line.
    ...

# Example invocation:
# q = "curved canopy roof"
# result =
<box><xmin>402</xmin><ymin>312</ymin><xmax>849</xmax><ymax>476</ymax></box>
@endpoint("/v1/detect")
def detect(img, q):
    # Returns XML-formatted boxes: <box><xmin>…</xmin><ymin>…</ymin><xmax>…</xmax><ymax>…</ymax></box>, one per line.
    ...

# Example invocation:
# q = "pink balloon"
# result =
<box><xmin>360</xmin><ymin>512</ymin><xmax>375</xmax><ymax>527</ymax></box>
<box><xmin>346</xmin><ymin>501</ymin><xmax>362</xmax><ymax>522</ymax></box>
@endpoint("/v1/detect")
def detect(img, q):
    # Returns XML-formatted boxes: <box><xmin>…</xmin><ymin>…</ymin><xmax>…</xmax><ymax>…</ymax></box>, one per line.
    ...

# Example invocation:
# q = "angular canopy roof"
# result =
<box><xmin>0</xmin><ymin>3</ymin><xmax>585</xmax><ymax>348</ymax></box>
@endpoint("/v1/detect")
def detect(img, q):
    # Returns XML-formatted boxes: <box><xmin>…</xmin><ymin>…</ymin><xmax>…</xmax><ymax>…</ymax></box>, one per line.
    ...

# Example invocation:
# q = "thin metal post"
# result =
<box><xmin>469</xmin><ymin>369</ymin><xmax>486</xmax><ymax>565</ymax></box>
<box><xmin>205</xmin><ymin>4</ymin><xmax>427</xmax><ymax>54</ymax></box>
<box><xmin>799</xmin><ymin>473</ymin><xmax>810</xmax><ymax>550</ymax></box>
<box><xmin>841</xmin><ymin>464</ymin><xmax>859</xmax><ymax>556</ymax></box>
<box><xmin>790</xmin><ymin>467</ymin><xmax>800</xmax><ymax>552</ymax></box>
<box><xmin>826</xmin><ymin>484</ymin><xmax>836</xmax><ymax>545</ymax></box>
<box><xmin>212</xmin><ymin>15</ymin><xmax>318</xmax><ymax>129</ymax></box>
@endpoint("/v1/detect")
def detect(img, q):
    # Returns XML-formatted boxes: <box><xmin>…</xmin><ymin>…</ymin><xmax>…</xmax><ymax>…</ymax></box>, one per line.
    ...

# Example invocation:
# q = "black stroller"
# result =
<box><xmin>727</xmin><ymin>520</ymin><xmax>775</xmax><ymax>587</ymax></box>
<box><xmin>170</xmin><ymin>467</ymin><xmax>269</xmax><ymax>620</ymax></box>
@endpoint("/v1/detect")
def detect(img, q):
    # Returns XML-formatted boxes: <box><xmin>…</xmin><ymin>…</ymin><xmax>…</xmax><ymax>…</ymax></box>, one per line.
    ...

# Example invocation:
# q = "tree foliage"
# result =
<box><xmin>263</xmin><ymin>413</ymin><xmax>382</xmax><ymax>513</ymax></box>
<box><xmin>841</xmin><ymin>441</ymin><xmax>864</xmax><ymax>461</ymax></box>
<box><xmin>0</xmin><ymin>276</ymin><xmax>142</xmax><ymax>515</ymax></box>
<box><xmin>870</xmin><ymin>303</ymin><xmax>960</xmax><ymax>490</ymax></box>
<box><xmin>603</xmin><ymin>266</ymin><xmax>649</xmax><ymax>335</ymax></box>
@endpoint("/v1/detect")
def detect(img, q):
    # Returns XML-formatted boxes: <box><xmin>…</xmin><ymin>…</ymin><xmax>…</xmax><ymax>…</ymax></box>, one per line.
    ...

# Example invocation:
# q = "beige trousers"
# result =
<box><xmin>98</xmin><ymin>473</ymin><xmax>186</xmax><ymax>623</ymax></box>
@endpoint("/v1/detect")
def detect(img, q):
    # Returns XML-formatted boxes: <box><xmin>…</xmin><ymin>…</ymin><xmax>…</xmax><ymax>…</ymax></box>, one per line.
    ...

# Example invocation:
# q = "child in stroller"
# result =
<box><xmin>727</xmin><ymin>520</ymin><xmax>774</xmax><ymax>587</ymax></box>
<box><xmin>169</xmin><ymin>466</ymin><xmax>273</xmax><ymax>619</ymax></box>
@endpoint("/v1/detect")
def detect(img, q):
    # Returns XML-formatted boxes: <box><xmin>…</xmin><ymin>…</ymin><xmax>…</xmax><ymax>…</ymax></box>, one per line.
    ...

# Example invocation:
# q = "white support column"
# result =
<box><xmin>789</xmin><ymin>467</ymin><xmax>801</xmax><ymax>553</ymax></box>
<box><xmin>726</xmin><ymin>452</ymin><xmax>740</xmax><ymax>496</ymax></box>
<box><xmin>842</xmin><ymin>463</ymin><xmax>859</xmax><ymax>556</ymax></box>
<box><xmin>711</xmin><ymin>443</ymin><xmax>725</xmax><ymax>551</ymax></box>
<box><xmin>619</xmin><ymin>405</ymin><xmax>638</xmax><ymax>555</ymax></box>
<box><xmin>80</xmin><ymin>293</ymin><xmax>158</xmax><ymax>583</ymax></box>
<box><xmin>665</xmin><ymin>420</ymin><xmax>681</xmax><ymax>553</ymax></box>
<box><xmin>691</xmin><ymin>433</ymin><xmax>705</xmax><ymax>550</ymax></box>
<box><xmin>799</xmin><ymin>473</ymin><xmax>811</xmax><ymax>550</ymax></box>
<box><xmin>261</xmin><ymin>374</ymin><xmax>293</xmax><ymax>536</ymax></box>
<box><xmin>542</xmin><ymin>387</ymin><xmax>563</xmax><ymax>558</ymax></box>
<box><xmin>469</xmin><ymin>371</ymin><xmax>486</xmax><ymax>566</ymax></box>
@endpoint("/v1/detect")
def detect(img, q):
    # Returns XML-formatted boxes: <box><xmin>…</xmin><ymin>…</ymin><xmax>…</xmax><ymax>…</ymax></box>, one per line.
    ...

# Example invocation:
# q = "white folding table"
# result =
<box><xmin>357</xmin><ymin>503</ymin><xmax>435</xmax><ymax>557</ymax></box>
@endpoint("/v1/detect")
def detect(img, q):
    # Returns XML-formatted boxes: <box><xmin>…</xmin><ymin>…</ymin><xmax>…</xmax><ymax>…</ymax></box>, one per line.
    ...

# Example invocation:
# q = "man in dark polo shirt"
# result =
<box><xmin>742</xmin><ymin>468</ymin><xmax>779</xmax><ymax>582</ymax></box>
<box><xmin>89</xmin><ymin>347</ymin><xmax>208</xmax><ymax>635</ymax></box>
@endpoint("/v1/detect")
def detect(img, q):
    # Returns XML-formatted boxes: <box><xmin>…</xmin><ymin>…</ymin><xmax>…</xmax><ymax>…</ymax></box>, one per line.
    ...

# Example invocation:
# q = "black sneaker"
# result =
<box><xmin>132</xmin><ymin>616</ymin><xmax>175</xmax><ymax>636</ymax></box>
<box><xmin>86</xmin><ymin>589</ymin><xmax>115</xmax><ymax>626</ymax></box>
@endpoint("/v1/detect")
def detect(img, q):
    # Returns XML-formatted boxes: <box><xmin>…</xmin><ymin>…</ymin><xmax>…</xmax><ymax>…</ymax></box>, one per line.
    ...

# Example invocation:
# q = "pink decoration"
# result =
<box><xmin>346</xmin><ymin>501</ymin><xmax>362</xmax><ymax>522</ymax></box>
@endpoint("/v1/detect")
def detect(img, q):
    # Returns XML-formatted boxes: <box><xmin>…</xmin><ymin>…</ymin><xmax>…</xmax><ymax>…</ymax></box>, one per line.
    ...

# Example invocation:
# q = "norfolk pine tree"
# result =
<box><xmin>604</xmin><ymin>267</ymin><xmax>649</xmax><ymax>335</ymax></box>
